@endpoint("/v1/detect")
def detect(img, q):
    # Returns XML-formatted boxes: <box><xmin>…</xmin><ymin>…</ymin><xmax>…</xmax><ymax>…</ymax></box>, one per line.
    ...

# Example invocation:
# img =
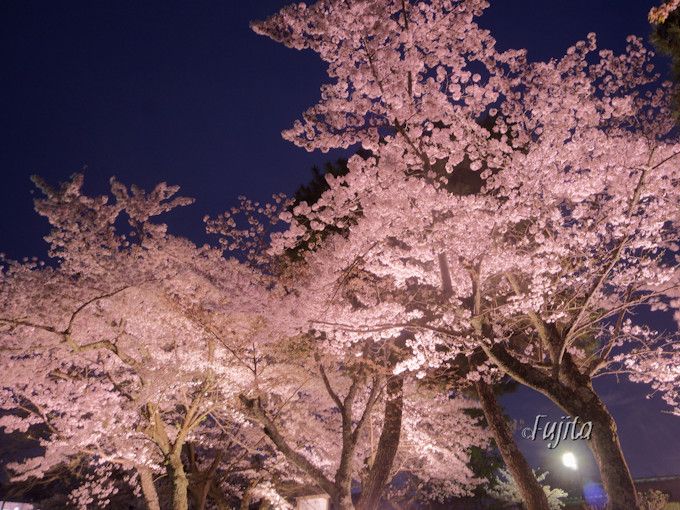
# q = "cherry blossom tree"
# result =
<box><xmin>2</xmin><ymin>3</ymin><xmax>678</xmax><ymax>510</ymax></box>
<box><xmin>206</xmin><ymin>195</ymin><xmax>492</xmax><ymax>510</ymax></box>
<box><xmin>613</xmin><ymin>338</ymin><xmax>680</xmax><ymax>417</ymax></box>
<box><xmin>253</xmin><ymin>1</ymin><xmax>680</xmax><ymax>508</ymax></box>
<box><xmin>487</xmin><ymin>468</ymin><xmax>568</xmax><ymax>510</ymax></box>
<box><xmin>237</xmin><ymin>333</ymin><xmax>490</xmax><ymax>510</ymax></box>
<box><xmin>0</xmin><ymin>172</ymin><xmax>497</xmax><ymax>510</ymax></box>
<box><xmin>249</xmin><ymin>1</ymin><xmax>551</xmax><ymax>508</ymax></box>
<box><xmin>0</xmin><ymin>175</ymin><xmax>290</xmax><ymax>510</ymax></box>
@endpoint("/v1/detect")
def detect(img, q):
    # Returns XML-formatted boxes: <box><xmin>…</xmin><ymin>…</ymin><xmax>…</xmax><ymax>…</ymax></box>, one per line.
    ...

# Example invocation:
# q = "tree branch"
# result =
<box><xmin>238</xmin><ymin>394</ymin><xmax>337</xmax><ymax>498</ymax></box>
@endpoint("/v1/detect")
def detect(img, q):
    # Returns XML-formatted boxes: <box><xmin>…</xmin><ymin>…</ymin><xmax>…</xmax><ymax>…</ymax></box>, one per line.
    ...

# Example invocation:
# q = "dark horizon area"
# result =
<box><xmin>2</xmin><ymin>0</ymin><xmax>679</xmax><ymax>483</ymax></box>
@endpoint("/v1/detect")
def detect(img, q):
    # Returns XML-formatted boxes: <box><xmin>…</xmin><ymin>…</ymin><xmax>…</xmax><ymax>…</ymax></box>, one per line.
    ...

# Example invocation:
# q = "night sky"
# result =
<box><xmin>2</xmin><ymin>0</ymin><xmax>679</xmax><ymax>481</ymax></box>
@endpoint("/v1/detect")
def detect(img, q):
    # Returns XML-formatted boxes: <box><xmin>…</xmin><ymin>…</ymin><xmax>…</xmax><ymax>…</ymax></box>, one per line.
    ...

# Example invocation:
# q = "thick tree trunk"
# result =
<box><xmin>168</xmin><ymin>453</ymin><xmax>190</xmax><ymax>510</ymax></box>
<box><xmin>356</xmin><ymin>375</ymin><xmax>404</xmax><ymax>510</ymax></box>
<box><xmin>137</xmin><ymin>466</ymin><xmax>161</xmax><ymax>510</ymax></box>
<box><xmin>208</xmin><ymin>484</ymin><xmax>231</xmax><ymax>510</ymax></box>
<box><xmin>486</xmin><ymin>344</ymin><xmax>639</xmax><ymax>510</ymax></box>
<box><xmin>332</xmin><ymin>492</ymin><xmax>355</xmax><ymax>510</ymax></box>
<box><xmin>475</xmin><ymin>380</ymin><xmax>550</xmax><ymax>510</ymax></box>
<box><xmin>187</xmin><ymin>447</ymin><xmax>223</xmax><ymax>510</ymax></box>
<box><xmin>550</xmin><ymin>383</ymin><xmax>638</xmax><ymax>510</ymax></box>
<box><xmin>333</xmin><ymin>448</ymin><xmax>355</xmax><ymax>510</ymax></box>
<box><xmin>589</xmin><ymin>409</ymin><xmax>638</xmax><ymax>510</ymax></box>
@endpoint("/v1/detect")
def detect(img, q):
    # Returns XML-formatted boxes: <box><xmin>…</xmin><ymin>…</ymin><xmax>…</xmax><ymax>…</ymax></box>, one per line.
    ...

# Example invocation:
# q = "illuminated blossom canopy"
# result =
<box><xmin>254</xmin><ymin>1</ymin><xmax>680</xmax><ymax>508</ymax></box>
<box><xmin>0</xmin><ymin>175</ymin><xmax>292</xmax><ymax>509</ymax></box>
<box><xmin>0</xmin><ymin>173</ymin><xmax>492</xmax><ymax>510</ymax></box>
<box><xmin>1</xmin><ymin>1</ymin><xmax>679</xmax><ymax>510</ymax></box>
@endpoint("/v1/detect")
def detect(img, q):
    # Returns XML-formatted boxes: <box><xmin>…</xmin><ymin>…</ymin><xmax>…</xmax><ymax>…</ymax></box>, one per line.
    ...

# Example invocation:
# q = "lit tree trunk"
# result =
<box><xmin>474</xmin><ymin>380</ymin><xmax>550</xmax><ymax>510</ymax></box>
<box><xmin>208</xmin><ymin>485</ymin><xmax>231</xmax><ymax>510</ymax></box>
<box><xmin>142</xmin><ymin>403</ymin><xmax>192</xmax><ymax>510</ymax></box>
<box><xmin>240</xmin><ymin>481</ymin><xmax>256</xmax><ymax>510</ymax></box>
<box><xmin>241</xmin><ymin>369</ymin><xmax>381</xmax><ymax>510</ymax></box>
<box><xmin>549</xmin><ymin>383</ymin><xmax>638</xmax><ymax>510</ymax></box>
<box><xmin>333</xmin><ymin>490</ymin><xmax>354</xmax><ymax>510</ymax></box>
<box><xmin>589</xmin><ymin>404</ymin><xmax>637</xmax><ymax>510</ymax></box>
<box><xmin>356</xmin><ymin>375</ymin><xmax>404</xmax><ymax>510</ymax></box>
<box><xmin>487</xmin><ymin>345</ymin><xmax>639</xmax><ymax>510</ymax></box>
<box><xmin>187</xmin><ymin>445</ymin><xmax>223</xmax><ymax>510</ymax></box>
<box><xmin>547</xmin><ymin>353</ymin><xmax>637</xmax><ymax>510</ymax></box>
<box><xmin>239</xmin><ymin>394</ymin><xmax>339</xmax><ymax>500</ymax></box>
<box><xmin>168</xmin><ymin>452</ymin><xmax>190</xmax><ymax>510</ymax></box>
<box><xmin>464</xmin><ymin>267</ymin><xmax>550</xmax><ymax>510</ymax></box>
<box><xmin>137</xmin><ymin>466</ymin><xmax>161</xmax><ymax>510</ymax></box>
<box><xmin>332</xmin><ymin>464</ymin><xmax>354</xmax><ymax>510</ymax></box>
<box><xmin>334</xmin><ymin>417</ymin><xmax>357</xmax><ymax>510</ymax></box>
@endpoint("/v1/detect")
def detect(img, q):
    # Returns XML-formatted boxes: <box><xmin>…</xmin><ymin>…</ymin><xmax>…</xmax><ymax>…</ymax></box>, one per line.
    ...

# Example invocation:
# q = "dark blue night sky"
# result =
<box><xmin>2</xmin><ymin>0</ymin><xmax>679</xmax><ymax>480</ymax></box>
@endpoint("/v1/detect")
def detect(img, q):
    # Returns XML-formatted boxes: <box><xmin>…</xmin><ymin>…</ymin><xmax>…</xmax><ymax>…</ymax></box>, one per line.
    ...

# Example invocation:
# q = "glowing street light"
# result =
<box><xmin>561</xmin><ymin>451</ymin><xmax>588</xmax><ymax>504</ymax></box>
<box><xmin>562</xmin><ymin>451</ymin><xmax>578</xmax><ymax>470</ymax></box>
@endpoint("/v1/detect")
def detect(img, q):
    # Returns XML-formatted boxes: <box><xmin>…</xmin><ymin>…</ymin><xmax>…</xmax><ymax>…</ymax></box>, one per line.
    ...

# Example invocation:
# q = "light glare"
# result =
<box><xmin>562</xmin><ymin>451</ymin><xmax>578</xmax><ymax>470</ymax></box>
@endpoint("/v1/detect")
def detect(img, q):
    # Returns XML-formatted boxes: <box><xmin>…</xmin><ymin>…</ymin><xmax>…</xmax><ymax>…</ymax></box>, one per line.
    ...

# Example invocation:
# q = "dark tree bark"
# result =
<box><xmin>333</xmin><ymin>434</ymin><xmax>356</xmax><ymax>510</ymax></box>
<box><xmin>356</xmin><ymin>375</ymin><xmax>404</xmax><ymax>510</ymax></box>
<box><xmin>187</xmin><ymin>445</ymin><xmax>224</xmax><ymax>510</ymax></box>
<box><xmin>475</xmin><ymin>380</ymin><xmax>550</xmax><ymax>510</ymax></box>
<box><xmin>459</xmin><ymin>267</ymin><xmax>550</xmax><ymax>510</ymax></box>
<box><xmin>547</xmin><ymin>381</ymin><xmax>638</xmax><ymax>510</ymax></box>
<box><xmin>487</xmin><ymin>344</ymin><xmax>639</xmax><ymax>510</ymax></box>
